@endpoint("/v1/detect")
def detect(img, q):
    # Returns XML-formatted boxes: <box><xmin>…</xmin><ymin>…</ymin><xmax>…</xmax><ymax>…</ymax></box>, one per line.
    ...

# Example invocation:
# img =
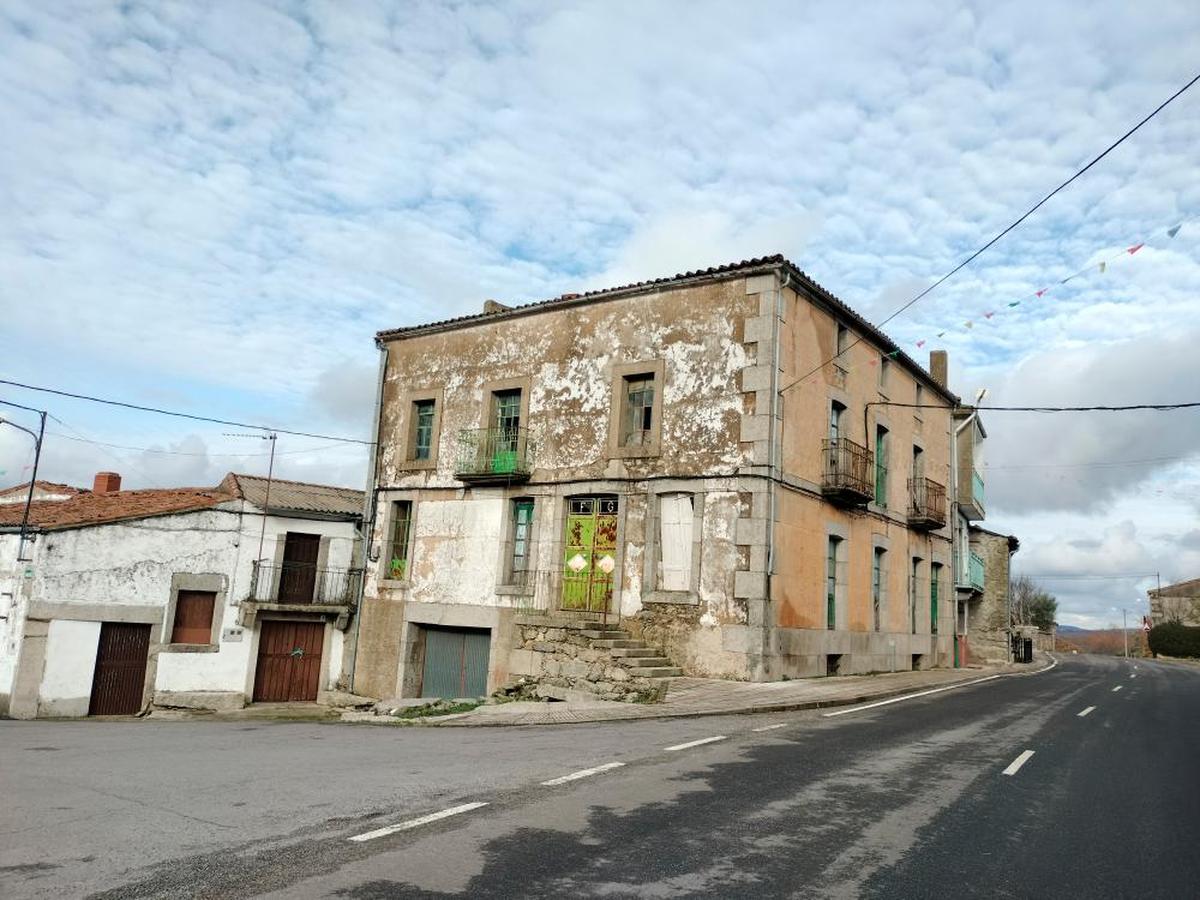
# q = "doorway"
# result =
<box><xmin>253</xmin><ymin>620</ymin><xmax>324</xmax><ymax>702</ymax></box>
<box><xmin>89</xmin><ymin>623</ymin><xmax>151</xmax><ymax>716</ymax></box>
<box><xmin>420</xmin><ymin>627</ymin><xmax>491</xmax><ymax>698</ymax></box>
<box><xmin>279</xmin><ymin>532</ymin><xmax>321</xmax><ymax>603</ymax></box>
<box><xmin>561</xmin><ymin>496</ymin><xmax>618</xmax><ymax>613</ymax></box>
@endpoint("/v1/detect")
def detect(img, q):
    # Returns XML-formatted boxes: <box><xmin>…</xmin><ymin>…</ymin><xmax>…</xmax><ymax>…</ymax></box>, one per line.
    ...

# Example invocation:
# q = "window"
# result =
<box><xmin>875</xmin><ymin>425</ymin><xmax>889</xmax><ymax>507</ymax></box>
<box><xmin>826</xmin><ymin>536</ymin><xmax>842</xmax><ymax>630</ymax></box>
<box><xmin>829</xmin><ymin>401</ymin><xmax>845</xmax><ymax>443</ymax></box>
<box><xmin>930</xmin><ymin>563</ymin><xmax>942</xmax><ymax>635</ymax></box>
<box><xmin>914</xmin><ymin>384</ymin><xmax>925</xmax><ymax>420</ymax></box>
<box><xmin>412</xmin><ymin>399</ymin><xmax>436</xmax><ymax>460</ymax></box>
<box><xmin>835</xmin><ymin>322</ymin><xmax>849</xmax><ymax>357</ymax></box>
<box><xmin>621</xmin><ymin>374</ymin><xmax>655</xmax><ymax>447</ymax></box>
<box><xmin>387</xmin><ymin>501</ymin><xmax>413</xmax><ymax>580</ymax></box>
<box><xmin>910</xmin><ymin>557</ymin><xmax>922</xmax><ymax>634</ymax></box>
<box><xmin>658</xmin><ymin>493</ymin><xmax>694</xmax><ymax>591</ymax></box>
<box><xmin>492</xmin><ymin>389</ymin><xmax>522</xmax><ymax>453</ymax></box>
<box><xmin>171</xmin><ymin>590</ymin><xmax>215</xmax><ymax>644</ymax></box>
<box><xmin>508</xmin><ymin>498</ymin><xmax>534</xmax><ymax>584</ymax></box>
<box><xmin>879</xmin><ymin>355</ymin><xmax>890</xmax><ymax>390</ymax></box>
<box><xmin>872</xmin><ymin>548</ymin><xmax>885</xmax><ymax>632</ymax></box>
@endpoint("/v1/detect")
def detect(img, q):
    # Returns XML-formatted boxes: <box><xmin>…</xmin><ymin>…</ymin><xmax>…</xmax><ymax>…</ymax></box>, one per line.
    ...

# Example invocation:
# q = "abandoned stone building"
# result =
<box><xmin>355</xmin><ymin>255</ymin><xmax>973</xmax><ymax>701</ymax></box>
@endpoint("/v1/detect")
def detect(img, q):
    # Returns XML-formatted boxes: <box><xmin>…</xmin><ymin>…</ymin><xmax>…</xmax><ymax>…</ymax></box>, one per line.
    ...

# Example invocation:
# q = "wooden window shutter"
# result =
<box><xmin>658</xmin><ymin>494</ymin><xmax>693</xmax><ymax>591</ymax></box>
<box><xmin>171</xmin><ymin>590</ymin><xmax>216</xmax><ymax>644</ymax></box>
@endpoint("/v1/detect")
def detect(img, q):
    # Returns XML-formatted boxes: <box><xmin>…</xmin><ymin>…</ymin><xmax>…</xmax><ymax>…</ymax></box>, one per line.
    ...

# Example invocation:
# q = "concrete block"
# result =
<box><xmin>740</xmin><ymin>414</ymin><xmax>770</xmax><ymax>443</ymax></box>
<box><xmin>734</xmin><ymin>570</ymin><xmax>767</xmax><ymax>600</ymax></box>
<box><xmin>735</xmin><ymin>517</ymin><xmax>768</xmax><ymax>548</ymax></box>
<box><xmin>744</xmin><ymin>274</ymin><xmax>775</xmax><ymax>296</ymax></box>
<box><xmin>740</xmin><ymin>365</ymin><xmax>772</xmax><ymax>393</ymax></box>
<box><xmin>743</xmin><ymin>316</ymin><xmax>773</xmax><ymax>344</ymax></box>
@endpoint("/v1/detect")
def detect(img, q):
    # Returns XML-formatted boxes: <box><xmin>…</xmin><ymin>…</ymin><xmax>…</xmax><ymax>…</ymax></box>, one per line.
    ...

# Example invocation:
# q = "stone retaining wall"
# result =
<box><xmin>504</xmin><ymin>616</ymin><xmax>668</xmax><ymax>703</ymax></box>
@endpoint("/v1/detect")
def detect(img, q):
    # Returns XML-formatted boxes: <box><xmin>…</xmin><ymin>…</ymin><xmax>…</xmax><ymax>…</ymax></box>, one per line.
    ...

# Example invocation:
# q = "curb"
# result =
<box><xmin>425</xmin><ymin>655</ymin><xmax>1059</xmax><ymax>728</ymax></box>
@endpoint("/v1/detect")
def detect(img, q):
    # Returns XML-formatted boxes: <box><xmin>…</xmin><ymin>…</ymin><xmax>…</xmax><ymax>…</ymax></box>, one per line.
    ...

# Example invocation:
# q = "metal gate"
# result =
<box><xmin>561</xmin><ymin>496</ymin><xmax>618</xmax><ymax>614</ymax></box>
<box><xmin>421</xmin><ymin>627</ymin><xmax>491</xmax><ymax>698</ymax></box>
<box><xmin>89</xmin><ymin>622</ymin><xmax>151</xmax><ymax>716</ymax></box>
<box><xmin>253</xmin><ymin>620</ymin><xmax>324</xmax><ymax>702</ymax></box>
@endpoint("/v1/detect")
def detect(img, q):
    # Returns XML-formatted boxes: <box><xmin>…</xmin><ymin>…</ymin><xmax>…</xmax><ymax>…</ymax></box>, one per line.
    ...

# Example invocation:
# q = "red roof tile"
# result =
<box><xmin>0</xmin><ymin>488</ymin><xmax>233</xmax><ymax>531</ymax></box>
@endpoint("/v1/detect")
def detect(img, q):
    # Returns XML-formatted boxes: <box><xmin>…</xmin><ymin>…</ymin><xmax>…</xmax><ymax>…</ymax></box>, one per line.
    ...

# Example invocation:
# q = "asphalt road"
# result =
<box><xmin>2</xmin><ymin>654</ymin><xmax>1196</xmax><ymax>898</ymax></box>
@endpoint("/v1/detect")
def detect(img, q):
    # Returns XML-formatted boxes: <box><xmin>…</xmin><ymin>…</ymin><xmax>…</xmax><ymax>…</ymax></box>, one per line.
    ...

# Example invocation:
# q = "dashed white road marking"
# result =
<box><xmin>348</xmin><ymin>802</ymin><xmax>489</xmax><ymax>842</ymax></box>
<box><xmin>1130</xmin><ymin>674</ymin><xmax>1136</xmax><ymax>679</ymax></box>
<box><xmin>665</xmin><ymin>736</ymin><xmax>727</xmax><ymax>752</ymax></box>
<box><xmin>1078</xmin><ymin>706</ymin><xmax>1096</xmax><ymax>717</ymax></box>
<box><xmin>1002</xmin><ymin>750</ymin><xmax>1036</xmax><ymax>776</ymax></box>
<box><xmin>1112</xmin><ymin>685</ymin><xmax>1123</xmax><ymax>692</ymax></box>
<box><xmin>541</xmin><ymin>762</ymin><xmax>625</xmax><ymax>786</ymax></box>
<box><xmin>752</xmin><ymin>723</ymin><xmax>789</xmax><ymax>733</ymax></box>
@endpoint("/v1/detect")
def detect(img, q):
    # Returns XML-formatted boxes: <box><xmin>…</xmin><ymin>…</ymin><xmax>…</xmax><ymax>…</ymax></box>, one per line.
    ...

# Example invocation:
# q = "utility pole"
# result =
<box><xmin>0</xmin><ymin>400</ymin><xmax>47</xmax><ymax>561</ymax></box>
<box><xmin>1123</xmin><ymin>608</ymin><xmax>1129</xmax><ymax>660</ymax></box>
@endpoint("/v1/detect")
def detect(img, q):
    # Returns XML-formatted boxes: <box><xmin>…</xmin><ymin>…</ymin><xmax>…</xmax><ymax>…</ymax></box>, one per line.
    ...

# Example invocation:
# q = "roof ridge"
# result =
<box><xmin>228</xmin><ymin>472</ymin><xmax>362</xmax><ymax>492</ymax></box>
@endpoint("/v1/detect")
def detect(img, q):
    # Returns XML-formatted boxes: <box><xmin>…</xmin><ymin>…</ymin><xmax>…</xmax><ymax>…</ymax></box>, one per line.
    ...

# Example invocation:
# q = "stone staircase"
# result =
<box><xmin>581</xmin><ymin>625</ymin><xmax>683</xmax><ymax>680</ymax></box>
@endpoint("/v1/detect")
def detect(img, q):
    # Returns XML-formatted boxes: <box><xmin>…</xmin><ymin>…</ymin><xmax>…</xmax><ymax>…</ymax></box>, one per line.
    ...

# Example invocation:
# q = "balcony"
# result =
<box><xmin>968</xmin><ymin>551</ymin><xmax>985</xmax><ymax>592</ymax></box>
<box><xmin>454</xmin><ymin>427</ymin><xmax>532</xmax><ymax>485</ymax></box>
<box><xmin>821</xmin><ymin>438</ymin><xmax>875</xmax><ymax>508</ymax></box>
<box><xmin>958</xmin><ymin>467</ymin><xmax>986</xmax><ymax>520</ymax></box>
<box><xmin>249</xmin><ymin>561</ymin><xmax>363</xmax><ymax>606</ymax></box>
<box><xmin>907</xmin><ymin>477</ymin><xmax>947</xmax><ymax>530</ymax></box>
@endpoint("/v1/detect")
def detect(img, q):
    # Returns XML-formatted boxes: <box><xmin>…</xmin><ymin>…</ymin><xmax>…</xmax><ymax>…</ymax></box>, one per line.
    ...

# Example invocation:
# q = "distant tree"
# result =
<box><xmin>1011</xmin><ymin>575</ymin><xmax>1058</xmax><ymax>631</ymax></box>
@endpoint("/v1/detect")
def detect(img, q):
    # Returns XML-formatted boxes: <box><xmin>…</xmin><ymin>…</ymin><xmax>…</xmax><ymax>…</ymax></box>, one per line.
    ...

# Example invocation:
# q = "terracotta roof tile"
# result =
<box><xmin>374</xmin><ymin>254</ymin><xmax>958</xmax><ymax>404</ymax></box>
<box><xmin>0</xmin><ymin>488</ymin><xmax>233</xmax><ymax>531</ymax></box>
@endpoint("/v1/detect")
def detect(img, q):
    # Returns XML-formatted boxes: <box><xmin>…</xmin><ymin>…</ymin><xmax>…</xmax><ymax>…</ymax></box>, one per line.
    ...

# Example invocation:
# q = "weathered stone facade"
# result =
<box><xmin>355</xmin><ymin>256</ymin><xmax>966</xmax><ymax>700</ymax></box>
<box><xmin>965</xmin><ymin>526</ymin><xmax>1019</xmax><ymax>665</ymax></box>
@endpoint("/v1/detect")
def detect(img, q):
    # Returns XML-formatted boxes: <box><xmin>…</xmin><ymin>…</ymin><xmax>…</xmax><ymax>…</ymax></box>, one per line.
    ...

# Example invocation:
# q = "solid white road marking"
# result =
<box><xmin>541</xmin><ymin>762</ymin><xmax>625</xmax><ymax>786</ymax></box>
<box><xmin>823</xmin><ymin>674</ymin><xmax>1004</xmax><ymax>717</ymax></box>
<box><xmin>752</xmin><ymin>723</ymin><xmax>789</xmax><ymax>733</ymax></box>
<box><xmin>665</xmin><ymin>736</ymin><xmax>727</xmax><ymax>752</ymax></box>
<box><xmin>348</xmin><ymin>802</ymin><xmax>489</xmax><ymax>843</ymax></box>
<box><xmin>1002</xmin><ymin>750</ymin><xmax>1036</xmax><ymax>776</ymax></box>
<box><xmin>1112</xmin><ymin>685</ymin><xmax>1123</xmax><ymax>692</ymax></box>
<box><xmin>1078</xmin><ymin>706</ymin><xmax>1096</xmax><ymax>717</ymax></box>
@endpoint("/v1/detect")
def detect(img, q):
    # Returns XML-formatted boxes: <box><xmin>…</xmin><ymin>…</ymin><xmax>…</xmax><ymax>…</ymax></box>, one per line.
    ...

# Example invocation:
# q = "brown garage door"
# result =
<box><xmin>89</xmin><ymin>622</ymin><xmax>151</xmax><ymax>716</ymax></box>
<box><xmin>253</xmin><ymin>620</ymin><xmax>324</xmax><ymax>702</ymax></box>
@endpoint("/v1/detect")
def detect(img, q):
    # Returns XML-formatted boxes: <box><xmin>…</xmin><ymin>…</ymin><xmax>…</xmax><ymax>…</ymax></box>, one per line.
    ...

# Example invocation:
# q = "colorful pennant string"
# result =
<box><xmin>906</xmin><ymin>217</ymin><xmax>1191</xmax><ymax>352</ymax></box>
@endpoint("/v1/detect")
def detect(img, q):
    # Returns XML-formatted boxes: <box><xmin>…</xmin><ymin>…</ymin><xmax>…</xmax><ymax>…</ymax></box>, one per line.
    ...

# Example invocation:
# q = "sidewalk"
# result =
<box><xmin>410</xmin><ymin>656</ymin><xmax>1054</xmax><ymax>727</ymax></box>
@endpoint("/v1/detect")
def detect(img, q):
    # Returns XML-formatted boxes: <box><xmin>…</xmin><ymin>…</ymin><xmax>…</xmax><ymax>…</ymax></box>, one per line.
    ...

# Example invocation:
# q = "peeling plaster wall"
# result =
<box><xmin>1</xmin><ymin>507</ymin><xmax>360</xmax><ymax>717</ymax></box>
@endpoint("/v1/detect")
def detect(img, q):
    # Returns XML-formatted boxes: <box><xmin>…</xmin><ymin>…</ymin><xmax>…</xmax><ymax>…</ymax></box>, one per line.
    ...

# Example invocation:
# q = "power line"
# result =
<box><xmin>1</xmin><ymin>379</ymin><xmax>373</xmax><ymax>445</ymax></box>
<box><xmin>878</xmin><ymin>401</ymin><xmax>1200</xmax><ymax>412</ymax></box>
<box><xmin>780</xmin><ymin>71</ymin><xmax>1200</xmax><ymax>394</ymax></box>
<box><xmin>45</xmin><ymin>431</ymin><xmax>355</xmax><ymax>458</ymax></box>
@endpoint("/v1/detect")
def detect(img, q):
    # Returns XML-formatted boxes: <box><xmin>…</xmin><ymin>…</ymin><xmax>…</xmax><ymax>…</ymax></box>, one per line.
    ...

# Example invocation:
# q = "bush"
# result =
<box><xmin>1148</xmin><ymin>622</ymin><xmax>1200</xmax><ymax>659</ymax></box>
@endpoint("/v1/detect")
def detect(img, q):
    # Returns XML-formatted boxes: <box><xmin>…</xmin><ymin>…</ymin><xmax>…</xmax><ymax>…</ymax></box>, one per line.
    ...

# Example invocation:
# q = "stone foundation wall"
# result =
<box><xmin>506</xmin><ymin>617</ymin><xmax>668</xmax><ymax>703</ymax></box>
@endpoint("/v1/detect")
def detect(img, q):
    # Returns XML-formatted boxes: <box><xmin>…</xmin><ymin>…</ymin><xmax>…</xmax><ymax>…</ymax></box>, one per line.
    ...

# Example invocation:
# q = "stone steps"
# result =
<box><xmin>581</xmin><ymin>628</ymin><xmax>683</xmax><ymax>683</ymax></box>
<box><xmin>608</xmin><ymin>647</ymin><xmax>660</xmax><ymax>658</ymax></box>
<box><xmin>590</xmin><ymin>639</ymin><xmax>645</xmax><ymax>650</ymax></box>
<box><xmin>580</xmin><ymin>629</ymin><xmax>630</xmax><ymax>640</ymax></box>
<box><xmin>634</xmin><ymin>666</ymin><xmax>684</xmax><ymax>678</ymax></box>
<box><xmin>619</xmin><ymin>656</ymin><xmax>673</xmax><ymax>668</ymax></box>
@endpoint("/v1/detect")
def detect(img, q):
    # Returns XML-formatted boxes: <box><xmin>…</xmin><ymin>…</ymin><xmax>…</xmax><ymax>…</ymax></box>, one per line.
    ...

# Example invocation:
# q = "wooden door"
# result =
<box><xmin>279</xmin><ymin>532</ymin><xmax>320</xmax><ymax>603</ymax></box>
<box><xmin>420</xmin><ymin>627</ymin><xmax>491</xmax><ymax>699</ymax></box>
<box><xmin>89</xmin><ymin>623</ymin><xmax>151</xmax><ymax>716</ymax></box>
<box><xmin>253</xmin><ymin>620</ymin><xmax>324</xmax><ymax>702</ymax></box>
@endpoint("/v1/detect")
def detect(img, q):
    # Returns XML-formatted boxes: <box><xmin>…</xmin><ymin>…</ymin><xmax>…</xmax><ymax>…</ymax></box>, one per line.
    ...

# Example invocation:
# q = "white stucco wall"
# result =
<box><xmin>408</xmin><ymin>496</ymin><xmax>507</xmax><ymax>606</ymax></box>
<box><xmin>5</xmin><ymin>501</ymin><xmax>361</xmax><ymax>714</ymax></box>
<box><xmin>38</xmin><ymin>619</ymin><xmax>100</xmax><ymax>717</ymax></box>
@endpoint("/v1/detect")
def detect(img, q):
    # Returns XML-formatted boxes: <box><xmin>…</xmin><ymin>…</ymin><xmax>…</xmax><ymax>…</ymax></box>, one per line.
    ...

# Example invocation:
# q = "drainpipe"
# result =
<box><xmin>347</xmin><ymin>342</ymin><xmax>390</xmax><ymax>692</ymax></box>
<box><xmin>762</xmin><ymin>269</ymin><xmax>787</xmax><ymax>677</ymax></box>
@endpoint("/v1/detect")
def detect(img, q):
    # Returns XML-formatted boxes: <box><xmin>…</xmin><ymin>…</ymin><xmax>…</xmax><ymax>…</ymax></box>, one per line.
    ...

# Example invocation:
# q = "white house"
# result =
<box><xmin>0</xmin><ymin>471</ymin><xmax>363</xmax><ymax>718</ymax></box>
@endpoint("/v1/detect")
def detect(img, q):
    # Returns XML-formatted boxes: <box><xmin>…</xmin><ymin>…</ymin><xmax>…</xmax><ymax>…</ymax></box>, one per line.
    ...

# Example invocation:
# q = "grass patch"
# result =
<box><xmin>394</xmin><ymin>700</ymin><xmax>482</xmax><ymax>719</ymax></box>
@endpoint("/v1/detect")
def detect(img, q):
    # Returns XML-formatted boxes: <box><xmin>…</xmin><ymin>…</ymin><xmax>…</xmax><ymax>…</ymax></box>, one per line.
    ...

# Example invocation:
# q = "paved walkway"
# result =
<box><xmin>419</xmin><ymin>657</ymin><xmax>1053</xmax><ymax>727</ymax></box>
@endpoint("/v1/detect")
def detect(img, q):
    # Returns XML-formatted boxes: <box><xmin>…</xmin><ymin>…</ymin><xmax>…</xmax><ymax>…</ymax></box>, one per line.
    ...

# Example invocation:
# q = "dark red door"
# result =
<box><xmin>89</xmin><ymin>623</ymin><xmax>151</xmax><ymax>715</ymax></box>
<box><xmin>253</xmin><ymin>620</ymin><xmax>324</xmax><ymax>702</ymax></box>
<box><xmin>278</xmin><ymin>532</ymin><xmax>320</xmax><ymax>603</ymax></box>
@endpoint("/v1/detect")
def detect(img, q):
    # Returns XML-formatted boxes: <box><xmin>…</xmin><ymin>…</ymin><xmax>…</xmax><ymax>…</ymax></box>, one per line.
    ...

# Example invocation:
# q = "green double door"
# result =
<box><xmin>421</xmin><ymin>627</ymin><xmax>491</xmax><ymax>698</ymax></box>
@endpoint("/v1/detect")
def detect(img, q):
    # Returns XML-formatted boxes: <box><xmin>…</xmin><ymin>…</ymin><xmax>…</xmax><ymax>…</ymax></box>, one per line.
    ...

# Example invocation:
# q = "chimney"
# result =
<box><xmin>482</xmin><ymin>299</ymin><xmax>511</xmax><ymax>314</ymax></box>
<box><xmin>93</xmin><ymin>472</ymin><xmax>122</xmax><ymax>494</ymax></box>
<box><xmin>929</xmin><ymin>350</ymin><xmax>948</xmax><ymax>389</ymax></box>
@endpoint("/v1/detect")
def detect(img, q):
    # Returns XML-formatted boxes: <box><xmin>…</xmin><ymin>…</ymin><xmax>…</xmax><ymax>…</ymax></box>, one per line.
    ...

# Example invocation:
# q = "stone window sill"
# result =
<box><xmin>643</xmin><ymin>590</ymin><xmax>698</xmax><ymax>606</ymax></box>
<box><xmin>377</xmin><ymin>578</ymin><xmax>412</xmax><ymax>590</ymax></box>
<box><xmin>161</xmin><ymin>643</ymin><xmax>220</xmax><ymax>653</ymax></box>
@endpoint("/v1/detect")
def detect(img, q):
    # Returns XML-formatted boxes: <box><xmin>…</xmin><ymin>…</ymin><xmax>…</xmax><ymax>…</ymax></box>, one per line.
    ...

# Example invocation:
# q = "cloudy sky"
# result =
<box><xmin>1</xmin><ymin>1</ymin><xmax>1198</xmax><ymax>626</ymax></box>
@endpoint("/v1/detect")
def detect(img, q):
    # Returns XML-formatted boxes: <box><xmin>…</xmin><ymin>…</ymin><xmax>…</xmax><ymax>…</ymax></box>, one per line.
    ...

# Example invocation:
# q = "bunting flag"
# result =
<box><xmin>903</xmin><ymin>216</ymin><xmax>1192</xmax><ymax>353</ymax></box>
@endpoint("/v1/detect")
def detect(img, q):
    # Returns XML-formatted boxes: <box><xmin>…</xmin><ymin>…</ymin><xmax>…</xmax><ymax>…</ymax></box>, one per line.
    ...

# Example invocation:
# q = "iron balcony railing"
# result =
<box><xmin>249</xmin><ymin>560</ymin><xmax>363</xmax><ymax>605</ymax></box>
<box><xmin>821</xmin><ymin>437</ymin><xmax>875</xmax><ymax>506</ymax></box>
<box><xmin>454</xmin><ymin>426</ymin><xmax>532</xmax><ymax>483</ymax></box>
<box><xmin>969</xmin><ymin>551</ymin><xmax>985</xmax><ymax>592</ymax></box>
<box><xmin>907</xmin><ymin>476</ymin><xmax>948</xmax><ymax>529</ymax></box>
<box><xmin>507</xmin><ymin>569</ymin><xmax>622</xmax><ymax>627</ymax></box>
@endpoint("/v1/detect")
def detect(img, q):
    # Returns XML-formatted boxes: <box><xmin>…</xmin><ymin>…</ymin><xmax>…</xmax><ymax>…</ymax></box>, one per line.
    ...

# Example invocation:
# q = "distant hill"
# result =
<box><xmin>1057</xmin><ymin>624</ymin><xmax>1089</xmax><ymax>633</ymax></box>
